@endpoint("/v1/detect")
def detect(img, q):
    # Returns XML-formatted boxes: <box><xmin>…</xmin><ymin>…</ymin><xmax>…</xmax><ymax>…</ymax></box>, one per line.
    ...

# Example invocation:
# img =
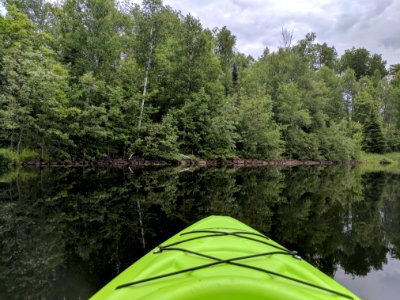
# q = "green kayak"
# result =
<box><xmin>91</xmin><ymin>216</ymin><xmax>360</xmax><ymax>300</ymax></box>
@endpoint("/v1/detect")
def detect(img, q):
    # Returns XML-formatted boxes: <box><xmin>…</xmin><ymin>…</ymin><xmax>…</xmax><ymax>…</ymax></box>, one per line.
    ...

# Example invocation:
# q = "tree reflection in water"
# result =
<box><xmin>0</xmin><ymin>166</ymin><xmax>399</xmax><ymax>299</ymax></box>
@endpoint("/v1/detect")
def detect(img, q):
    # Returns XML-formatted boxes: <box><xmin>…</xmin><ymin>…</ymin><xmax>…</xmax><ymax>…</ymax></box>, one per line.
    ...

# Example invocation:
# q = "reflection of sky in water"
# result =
<box><xmin>335</xmin><ymin>255</ymin><xmax>400</xmax><ymax>300</ymax></box>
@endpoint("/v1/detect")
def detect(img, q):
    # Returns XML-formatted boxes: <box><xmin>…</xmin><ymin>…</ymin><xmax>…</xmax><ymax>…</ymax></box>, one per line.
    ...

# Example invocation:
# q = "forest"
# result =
<box><xmin>0</xmin><ymin>0</ymin><xmax>400</xmax><ymax>163</ymax></box>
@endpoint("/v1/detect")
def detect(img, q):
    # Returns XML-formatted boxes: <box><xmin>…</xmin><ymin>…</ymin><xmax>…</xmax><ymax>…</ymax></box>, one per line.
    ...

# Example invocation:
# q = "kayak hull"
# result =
<box><xmin>91</xmin><ymin>216</ymin><xmax>360</xmax><ymax>300</ymax></box>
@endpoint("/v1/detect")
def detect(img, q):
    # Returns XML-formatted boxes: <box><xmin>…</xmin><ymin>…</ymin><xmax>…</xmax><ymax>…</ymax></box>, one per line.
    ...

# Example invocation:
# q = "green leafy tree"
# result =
<box><xmin>383</xmin><ymin>70</ymin><xmax>400</xmax><ymax>151</ymax></box>
<box><xmin>132</xmin><ymin>3</ymin><xmax>183</xmax><ymax>118</ymax></box>
<box><xmin>340</xmin><ymin>48</ymin><xmax>370</xmax><ymax>80</ymax></box>
<box><xmin>231</xmin><ymin>53</ymin><xmax>254</xmax><ymax>94</ymax></box>
<box><xmin>132</xmin><ymin>110</ymin><xmax>180</xmax><ymax>160</ymax></box>
<box><xmin>389</xmin><ymin>64</ymin><xmax>400</xmax><ymax>76</ymax></box>
<box><xmin>294</xmin><ymin>33</ymin><xmax>338</xmax><ymax>71</ymax></box>
<box><xmin>341</xmin><ymin>68</ymin><xmax>359</xmax><ymax>120</ymax></box>
<box><xmin>313</xmin><ymin>66</ymin><xmax>346</xmax><ymax>121</ymax></box>
<box><xmin>3</xmin><ymin>0</ymin><xmax>58</xmax><ymax>32</ymax></box>
<box><xmin>275</xmin><ymin>83</ymin><xmax>319</xmax><ymax>159</ymax></box>
<box><xmin>171</xmin><ymin>15</ymin><xmax>224</xmax><ymax>103</ymax></box>
<box><xmin>130</xmin><ymin>0</ymin><xmax>165</xmax><ymax>131</ymax></box>
<box><xmin>313</xmin><ymin>42</ymin><xmax>338</xmax><ymax>70</ymax></box>
<box><xmin>340</xmin><ymin>47</ymin><xmax>388</xmax><ymax>79</ymax></box>
<box><xmin>58</xmin><ymin>0</ymin><xmax>124</xmax><ymax>80</ymax></box>
<box><xmin>0</xmin><ymin>5</ymin><xmax>71</xmax><ymax>158</ymax></box>
<box><xmin>236</xmin><ymin>93</ymin><xmax>282</xmax><ymax>159</ymax></box>
<box><xmin>317</xmin><ymin>121</ymin><xmax>360</xmax><ymax>160</ymax></box>
<box><xmin>178</xmin><ymin>88</ymin><xmax>235</xmax><ymax>158</ymax></box>
<box><xmin>237</xmin><ymin>67</ymin><xmax>282</xmax><ymax>158</ymax></box>
<box><xmin>214</xmin><ymin>26</ymin><xmax>236</xmax><ymax>95</ymax></box>
<box><xmin>67</xmin><ymin>72</ymin><xmax>110</xmax><ymax>159</ymax></box>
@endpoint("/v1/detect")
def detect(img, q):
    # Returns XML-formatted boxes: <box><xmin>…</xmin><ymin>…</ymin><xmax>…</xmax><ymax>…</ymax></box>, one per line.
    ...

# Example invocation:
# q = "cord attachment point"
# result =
<box><xmin>291</xmin><ymin>251</ymin><xmax>302</xmax><ymax>260</ymax></box>
<box><xmin>153</xmin><ymin>247</ymin><xmax>162</xmax><ymax>254</ymax></box>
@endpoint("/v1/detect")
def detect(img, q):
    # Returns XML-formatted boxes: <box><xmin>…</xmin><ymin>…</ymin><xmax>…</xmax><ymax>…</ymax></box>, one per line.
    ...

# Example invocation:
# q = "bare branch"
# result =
<box><xmin>281</xmin><ymin>27</ymin><xmax>294</xmax><ymax>49</ymax></box>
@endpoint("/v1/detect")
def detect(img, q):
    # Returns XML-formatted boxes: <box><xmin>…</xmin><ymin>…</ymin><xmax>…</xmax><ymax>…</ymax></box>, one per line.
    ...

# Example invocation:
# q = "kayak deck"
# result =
<box><xmin>91</xmin><ymin>216</ymin><xmax>360</xmax><ymax>300</ymax></box>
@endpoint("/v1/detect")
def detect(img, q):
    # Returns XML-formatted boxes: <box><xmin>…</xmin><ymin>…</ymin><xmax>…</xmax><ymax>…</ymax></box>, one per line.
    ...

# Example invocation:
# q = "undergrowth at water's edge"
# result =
<box><xmin>358</xmin><ymin>152</ymin><xmax>400</xmax><ymax>173</ymax></box>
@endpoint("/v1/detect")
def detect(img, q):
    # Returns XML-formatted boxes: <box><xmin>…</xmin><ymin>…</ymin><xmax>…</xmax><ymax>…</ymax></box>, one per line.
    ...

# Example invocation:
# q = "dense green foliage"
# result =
<box><xmin>0</xmin><ymin>0</ymin><xmax>399</xmax><ymax>161</ymax></box>
<box><xmin>0</xmin><ymin>147</ymin><xmax>19</xmax><ymax>167</ymax></box>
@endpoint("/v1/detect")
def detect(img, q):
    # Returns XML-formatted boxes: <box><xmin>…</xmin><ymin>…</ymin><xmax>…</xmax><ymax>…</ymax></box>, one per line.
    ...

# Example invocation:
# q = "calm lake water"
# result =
<box><xmin>0</xmin><ymin>165</ymin><xmax>399</xmax><ymax>299</ymax></box>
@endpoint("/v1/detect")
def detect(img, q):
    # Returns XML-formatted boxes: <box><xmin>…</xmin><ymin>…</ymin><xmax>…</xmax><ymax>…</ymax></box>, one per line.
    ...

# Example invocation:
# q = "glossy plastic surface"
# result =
<box><xmin>91</xmin><ymin>216</ymin><xmax>360</xmax><ymax>300</ymax></box>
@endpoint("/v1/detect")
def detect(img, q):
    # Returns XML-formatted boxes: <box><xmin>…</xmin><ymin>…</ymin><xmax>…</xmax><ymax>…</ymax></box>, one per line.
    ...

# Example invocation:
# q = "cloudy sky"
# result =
<box><xmin>133</xmin><ymin>0</ymin><xmax>400</xmax><ymax>66</ymax></box>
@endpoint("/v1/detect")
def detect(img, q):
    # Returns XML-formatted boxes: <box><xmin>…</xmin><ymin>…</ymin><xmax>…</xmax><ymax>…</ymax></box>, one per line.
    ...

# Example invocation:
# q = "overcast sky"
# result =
<box><xmin>1</xmin><ymin>1</ymin><xmax>398</xmax><ymax>65</ymax></box>
<box><xmin>132</xmin><ymin>0</ymin><xmax>400</xmax><ymax>66</ymax></box>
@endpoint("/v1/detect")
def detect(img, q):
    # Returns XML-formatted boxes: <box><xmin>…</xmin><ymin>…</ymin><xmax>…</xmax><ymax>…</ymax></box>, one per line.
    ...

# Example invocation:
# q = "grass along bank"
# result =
<box><xmin>0</xmin><ymin>148</ymin><xmax>38</xmax><ymax>169</ymax></box>
<box><xmin>357</xmin><ymin>152</ymin><xmax>400</xmax><ymax>173</ymax></box>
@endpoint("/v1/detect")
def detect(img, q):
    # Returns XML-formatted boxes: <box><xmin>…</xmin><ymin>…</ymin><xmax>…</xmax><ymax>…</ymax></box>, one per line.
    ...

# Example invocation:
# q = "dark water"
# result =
<box><xmin>0</xmin><ymin>166</ymin><xmax>399</xmax><ymax>300</ymax></box>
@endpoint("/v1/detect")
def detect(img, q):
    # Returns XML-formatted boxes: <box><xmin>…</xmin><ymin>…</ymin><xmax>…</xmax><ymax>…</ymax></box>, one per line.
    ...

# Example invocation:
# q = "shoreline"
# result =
<box><xmin>20</xmin><ymin>157</ymin><xmax>360</xmax><ymax>168</ymax></box>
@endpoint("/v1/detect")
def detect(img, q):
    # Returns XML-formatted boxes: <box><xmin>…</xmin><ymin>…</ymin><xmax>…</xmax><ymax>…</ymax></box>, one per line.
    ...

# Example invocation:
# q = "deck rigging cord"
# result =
<box><xmin>115</xmin><ymin>229</ymin><xmax>354</xmax><ymax>300</ymax></box>
<box><xmin>163</xmin><ymin>230</ymin><xmax>288</xmax><ymax>252</ymax></box>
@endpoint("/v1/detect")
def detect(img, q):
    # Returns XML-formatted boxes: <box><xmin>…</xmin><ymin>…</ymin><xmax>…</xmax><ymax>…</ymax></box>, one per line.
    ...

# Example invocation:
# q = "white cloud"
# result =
<box><xmin>335</xmin><ymin>255</ymin><xmax>400</xmax><ymax>300</ymax></box>
<box><xmin>118</xmin><ymin>0</ymin><xmax>400</xmax><ymax>65</ymax></box>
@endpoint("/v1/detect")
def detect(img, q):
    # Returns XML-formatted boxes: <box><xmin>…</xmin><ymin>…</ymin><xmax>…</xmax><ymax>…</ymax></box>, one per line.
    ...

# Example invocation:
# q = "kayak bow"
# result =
<box><xmin>91</xmin><ymin>216</ymin><xmax>360</xmax><ymax>300</ymax></box>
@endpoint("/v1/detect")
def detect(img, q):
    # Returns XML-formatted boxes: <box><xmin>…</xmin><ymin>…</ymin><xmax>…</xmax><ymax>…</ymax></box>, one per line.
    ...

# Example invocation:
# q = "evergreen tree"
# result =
<box><xmin>362</xmin><ymin>116</ymin><xmax>386</xmax><ymax>153</ymax></box>
<box><xmin>353</xmin><ymin>78</ymin><xmax>386</xmax><ymax>153</ymax></box>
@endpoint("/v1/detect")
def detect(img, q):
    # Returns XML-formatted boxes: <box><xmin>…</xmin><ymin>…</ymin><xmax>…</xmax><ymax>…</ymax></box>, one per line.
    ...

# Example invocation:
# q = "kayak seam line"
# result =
<box><xmin>181</xmin><ymin>230</ymin><xmax>270</xmax><ymax>240</ymax></box>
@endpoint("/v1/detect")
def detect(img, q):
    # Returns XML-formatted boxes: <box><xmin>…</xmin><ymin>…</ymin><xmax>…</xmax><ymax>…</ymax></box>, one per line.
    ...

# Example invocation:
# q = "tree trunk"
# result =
<box><xmin>136</xmin><ymin>198</ymin><xmax>146</xmax><ymax>249</ymax></box>
<box><xmin>17</xmin><ymin>128</ymin><xmax>23</xmax><ymax>153</ymax></box>
<box><xmin>10</xmin><ymin>130</ymin><xmax>14</xmax><ymax>151</ymax></box>
<box><xmin>16</xmin><ymin>177</ymin><xmax>21</xmax><ymax>203</ymax></box>
<box><xmin>137</xmin><ymin>26</ymin><xmax>154</xmax><ymax>132</ymax></box>
<box><xmin>41</xmin><ymin>135</ymin><xmax>45</xmax><ymax>160</ymax></box>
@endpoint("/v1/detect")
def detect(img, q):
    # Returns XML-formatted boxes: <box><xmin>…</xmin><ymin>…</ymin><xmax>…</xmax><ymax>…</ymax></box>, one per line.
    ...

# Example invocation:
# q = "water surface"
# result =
<box><xmin>0</xmin><ymin>166</ymin><xmax>399</xmax><ymax>299</ymax></box>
